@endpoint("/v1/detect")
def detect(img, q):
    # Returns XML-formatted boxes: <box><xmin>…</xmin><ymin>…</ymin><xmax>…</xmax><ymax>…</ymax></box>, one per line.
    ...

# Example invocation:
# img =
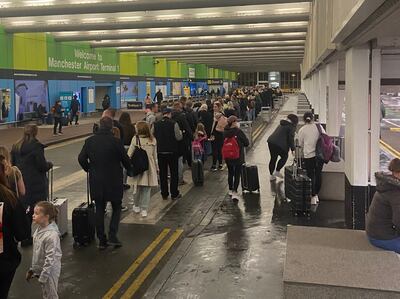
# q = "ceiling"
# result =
<box><xmin>0</xmin><ymin>0</ymin><xmax>311</xmax><ymax>72</ymax></box>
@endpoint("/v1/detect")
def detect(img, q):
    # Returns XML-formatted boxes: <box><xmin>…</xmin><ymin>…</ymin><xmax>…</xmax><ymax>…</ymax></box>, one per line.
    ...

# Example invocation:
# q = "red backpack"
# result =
<box><xmin>222</xmin><ymin>136</ymin><xmax>240</xmax><ymax>160</ymax></box>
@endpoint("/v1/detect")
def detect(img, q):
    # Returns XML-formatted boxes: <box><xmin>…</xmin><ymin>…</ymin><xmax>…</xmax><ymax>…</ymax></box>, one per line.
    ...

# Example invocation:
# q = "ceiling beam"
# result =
<box><xmin>156</xmin><ymin>54</ymin><xmax>304</xmax><ymax>60</ymax></box>
<box><xmin>0</xmin><ymin>0</ymin><xmax>311</xmax><ymax>18</ymax></box>
<box><xmin>6</xmin><ymin>13</ymin><xmax>310</xmax><ymax>33</ymax></box>
<box><xmin>138</xmin><ymin>48</ymin><xmax>304</xmax><ymax>56</ymax></box>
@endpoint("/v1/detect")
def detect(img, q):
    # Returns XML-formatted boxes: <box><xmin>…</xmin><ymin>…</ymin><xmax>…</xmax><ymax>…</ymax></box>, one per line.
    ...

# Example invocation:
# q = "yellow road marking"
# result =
<box><xmin>390</xmin><ymin>127</ymin><xmax>400</xmax><ymax>132</ymax></box>
<box><xmin>380</xmin><ymin>139</ymin><xmax>400</xmax><ymax>159</ymax></box>
<box><xmin>253</xmin><ymin>124</ymin><xmax>266</xmax><ymax>141</ymax></box>
<box><xmin>121</xmin><ymin>229</ymin><xmax>184</xmax><ymax>299</ymax></box>
<box><xmin>102</xmin><ymin>228</ymin><xmax>171</xmax><ymax>299</ymax></box>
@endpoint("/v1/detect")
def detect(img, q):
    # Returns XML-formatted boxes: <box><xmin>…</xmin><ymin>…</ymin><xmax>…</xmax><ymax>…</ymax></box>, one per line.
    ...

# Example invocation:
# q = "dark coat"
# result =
<box><xmin>366</xmin><ymin>172</ymin><xmax>400</xmax><ymax>240</ymax></box>
<box><xmin>267</xmin><ymin>120</ymin><xmax>296</xmax><ymax>152</ymax></box>
<box><xmin>154</xmin><ymin>117</ymin><xmax>180</xmax><ymax>154</ymax></box>
<box><xmin>184</xmin><ymin>108</ymin><xmax>198</xmax><ymax>133</ymax></box>
<box><xmin>172</xmin><ymin>110</ymin><xmax>193</xmax><ymax>156</ymax></box>
<box><xmin>224</xmin><ymin>108</ymin><xmax>238</xmax><ymax>118</ymax></box>
<box><xmin>223</xmin><ymin>126</ymin><xmax>249</xmax><ymax>165</ymax></box>
<box><xmin>11</xmin><ymin>139</ymin><xmax>52</xmax><ymax>207</ymax></box>
<box><xmin>78</xmin><ymin>129</ymin><xmax>131</xmax><ymax>202</ymax></box>
<box><xmin>198</xmin><ymin>110</ymin><xmax>214</xmax><ymax>137</ymax></box>
<box><xmin>70</xmin><ymin>99</ymin><xmax>80</xmax><ymax>112</ymax></box>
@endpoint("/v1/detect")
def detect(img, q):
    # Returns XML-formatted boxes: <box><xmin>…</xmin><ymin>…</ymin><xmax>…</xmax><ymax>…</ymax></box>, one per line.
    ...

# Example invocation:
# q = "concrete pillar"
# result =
<box><xmin>312</xmin><ymin>72</ymin><xmax>320</xmax><ymax>118</ymax></box>
<box><xmin>344</xmin><ymin>45</ymin><xmax>381</xmax><ymax>229</ymax></box>
<box><xmin>326</xmin><ymin>61</ymin><xmax>340</xmax><ymax>136</ymax></box>
<box><xmin>318</xmin><ymin>67</ymin><xmax>327</xmax><ymax>124</ymax></box>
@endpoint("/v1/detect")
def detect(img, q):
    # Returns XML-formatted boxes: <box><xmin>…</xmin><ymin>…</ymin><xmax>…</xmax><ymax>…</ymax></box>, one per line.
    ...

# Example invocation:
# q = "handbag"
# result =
<box><xmin>129</xmin><ymin>136</ymin><xmax>149</xmax><ymax>177</ymax></box>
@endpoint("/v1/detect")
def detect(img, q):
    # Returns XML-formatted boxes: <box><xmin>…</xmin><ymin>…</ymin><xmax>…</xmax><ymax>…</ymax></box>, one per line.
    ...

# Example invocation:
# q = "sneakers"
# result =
<box><xmin>108</xmin><ymin>238</ymin><xmax>122</xmax><ymax>248</ymax></box>
<box><xmin>270</xmin><ymin>174</ymin><xmax>277</xmax><ymax>181</ymax></box>
<box><xmin>231</xmin><ymin>191</ymin><xmax>241</xmax><ymax>201</ymax></box>
<box><xmin>311</xmin><ymin>195</ymin><xmax>319</xmax><ymax>205</ymax></box>
<box><xmin>228</xmin><ymin>190</ymin><xmax>233</xmax><ymax>197</ymax></box>
<box><xmin>172</xmin><ymin>194</ymin><xmax>182</xmax><ymax>200</ymax></box>
<box><xmin>273</xmin><ymin>171</ymin><xmax>283</xmax><ymax>179</ymax></box>
<box><xmin>58</xmin><ymin>132</ymin><xmax>63</xmax><ymax>135</ymax></box>
<box><xmin>218</xmin><ymin>165</ymin><xmax>223</xmax><ymax>171</ymax></box>
<box><xmin>210</xmin><ymin>166</ymin><xmax>217</xmax><ymax>172</ymax></box>
<box><xmin>121</xmin><ymin>206</ymin><xmax>129</xmax><ymax>212</ymax></box>
<box><xmin>132</xmin><ymin>205</ymin><xmax>140</xmax><ymax>213</ymax></box>
<box><xmin>141</xmin><ymin>210</ymin><xmax>148</xmax><ymax>217</ymax></box>
<box><xmin>123</xmin><ymin>184</ymin><xmax>131</xmax><ymax>191</ymax></box>
<box><xmin>98</xmin><ymin>240</ymin><xmax>109</xmax><ymax>250</ymax></box>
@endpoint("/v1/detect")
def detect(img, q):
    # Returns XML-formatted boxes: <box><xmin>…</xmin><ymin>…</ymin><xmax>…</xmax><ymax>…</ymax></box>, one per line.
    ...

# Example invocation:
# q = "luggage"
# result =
<box><xmin>191</xmin><ymin>159</ymin><xmax>204</xmax><ymax>186</ymax></box>
<box><xmin>47</xmin><ymin>168</ymin><xmax>68</xmax><ymax>237</ymax></box>
<box><xmin>61</xmin><ymin>116</ymin><xmax>69</xmax><ymax>126</ymax></box>
<box><xmin>72</xmin><ymin>173</ymin><xmax>95</xmax><ymax>247</ymax></box>
<box><xmin>241</xmin><ymin>164</ymin><xmax>260</xmax><ymax>193</ymax></box>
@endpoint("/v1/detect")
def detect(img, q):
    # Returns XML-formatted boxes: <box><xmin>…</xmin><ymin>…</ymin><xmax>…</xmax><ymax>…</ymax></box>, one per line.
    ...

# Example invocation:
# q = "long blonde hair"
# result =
<box><xmin>0</xmin><ymin>146</ymin><xmax>11</xmax><ymax>165</ymax></box>
<box><xmin>13</xmin><ymin>124</ymin><xmax>38</xmax><ymax>151</ymax></box>
<box><xmin>136</xmin><ymin>121</ymin><xmax>153</xmax><ymax>141</ymax></box>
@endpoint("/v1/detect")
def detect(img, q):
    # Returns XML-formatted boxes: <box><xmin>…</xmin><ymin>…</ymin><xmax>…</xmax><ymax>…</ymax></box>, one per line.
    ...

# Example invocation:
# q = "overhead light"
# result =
<box><xmin>171</xmin><ymin>37</ymin><xmax>190</xmax><ymax>40</ymax></box>
<box><xmin>195</xmin><ymin>12</ymin><xmax>221</xmax><ymax>18</ymax></box>
<box><xmin>148</xmin><ymin>28</ymin><xmax>170</xmax><ymax>33</ymax></box>
<box><xmin>88</xmin><ymin>31</ymin><xmax>105</xmax><ymax>35</ymax></box>
<box><xmin>225</xmin><ymin>35</ymin><xmax>246</xmax><ymax>38</ymax></box>
<box><xmin>82</xmin><ymin>18</ymin><xmax>106</xmax><ymax>23</ymax></box>
<box><xmin>198</xmin><ymin>36</ymin><xmax>218</xmax><ymax>39</ymax></box>
<box><xmin>117</xmin><ymin>16</ymin><xmax>142</xmax><ymax>21</ymax></box>
<box><xmin>117</xmin><ymin>29</ymin><xmax>139</xmax><ymax>33</ymax></box>
<box><xmin>56</xmin><ymin>31</ymin><xmax>80</xmax><ymax>36</ymax></box>
<box><xmin>46</xmin><ymin>19</ymin><xmax>70</xmax><ymax>24</ymax></box>
<box><xmin>236</xmin><ymin>10</ymin><xmax>264</xmax><ymax>16</ymax></box>
<box><xmin>10</xmin><ymin>20</ymin><xmax>36</xmax><ymax>26</ymax></box>
<box><xmin>23</xmin><ymin>0</ymin><xmax>54</xmax><ymax>6</ymax></box>
<box><xmin>0</xmin><ymin>1</ymin><xmax>12</xmax><ymax>7</ymax></box>
<box><xmin>212</xmin><ymin>25</ymin><xmax>235</xmax><ymax>30</ymax></box>
<box><xmin>180</xmin><ymin>26</ymin><xmax>202</xmax><ymax>31</ymax></box>
<box><xmin>291</xmin><ymin>73</ymin><xmax>296</xmax><ymax>77</ymax></box>
<box><xmin>157</xmin><ymin>14</ymin><xmax>182</xmax><ymax>20</ymax></box>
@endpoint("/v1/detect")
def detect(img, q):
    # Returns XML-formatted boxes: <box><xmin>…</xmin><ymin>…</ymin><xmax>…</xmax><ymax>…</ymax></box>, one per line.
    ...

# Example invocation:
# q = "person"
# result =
<box><xmin>0</xmin><ymin>146</ymin><xmax>25</xmax><ymax>198</ymax></box>
<box><xmin>69</xmin><ymin>95</ymin><xmax>80</xmax><ymax>125</ymax></box>
<box><xmin>184</xmin><ymin>100</ymin><xmax>198</xmax><ymax>133</ymax></box>
<box><xmin>193</xmin><ymin>123</ymin><xmax>207</xmax><ymax>162</ymax></box>
<box><xmin>247</xmin><ymin>96</ymin><xmax>256</xmax><ymax>121</ymax></box>
<box><xmin>128</xmin><ymin>122</ymin><xmax>158</xmax><ymax>217</ymax></box>
<box><xmin>366</xmin><ymin>159</ymin><xmax>400</xmax><ymax>253</ymax></box>
<box><xmin>145</xmin><ymin>103</ymin><xmax>159</xmax><ymax>132</ymax></box>
<box><xmin>154</xmin><ymin>107</ymin><xmax>183</xmax><ymax>200</ymax></box>
<box><xmin>198</xmin><ymin>103</ymin><xmax>213</xmax><ymax>138</ymax></box>
<box><xmin>119</xmin><ymin>112</ymin><xmax>136</xmax><ymax>190</ymax></box>
<box><xmin>224</xmin><ymin>101</ymin><xmax>238</xmax><ymax>118</ymax></box>
<box><xmin>0</xmin><ymin>163</ymin><xmax>30</xmax><ymax>298</ymax></box>
<box><xmin>26</xmin><ymin>201</ymin><xmax>62</xmax><ymax>299</ymax></box>
<box><xmin>78</xmin><ymin>117</ymin><xmax>132</xmax><ymax>249</ymax></box>
<box><xmin>102</xmin><ymin>94</ymin><xmax>111</xmax><ymax>111</ymax></box>
<box><xmin>37</xmin><ymin>103</ymin><xmax>48</xmax><ymax>125</ymax></box>
<box><xmin>267</xmin><ymin>114</ymin><xmax>299</xmax><ymax>180</ymax></box>
<box><xmin>145</xmin><ymin>93</ymin><xmax>152</xmax><ymax>105</ymax></box>
<box><xmin>51</xmin><ymin>100</ymin><xmax>63</xmax><ymax>136</ymax></box>
<box><xmin>154</xmin><ymin>89</ymin><xmax>163</xmax><ymax>105</ymax></box>
<box><xmin>223</xmin><ymin>115</ymin><xmax>249</xmax><ymax>201</ymax></box>
<box><xmin>297</xmin><ymin>112</ymin><xmax>324</xmax><ymax>205</ymax></box>
<box><xmin>210</xmin><ymin>102</ymin><xmax>227</xmax><ymax>171</ymax></box>
<box><xmin>11</xmin><ymin>125</ymin><xmax>53</xmax><ymax>246</ymax></box>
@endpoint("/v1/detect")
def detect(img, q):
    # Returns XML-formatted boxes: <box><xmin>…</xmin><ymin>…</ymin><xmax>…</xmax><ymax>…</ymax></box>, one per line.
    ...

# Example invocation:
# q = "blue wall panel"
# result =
<box><xmin>0</xmin><ymin>79</ymin><xmax>15</xmax><ymax>123</ymax></box>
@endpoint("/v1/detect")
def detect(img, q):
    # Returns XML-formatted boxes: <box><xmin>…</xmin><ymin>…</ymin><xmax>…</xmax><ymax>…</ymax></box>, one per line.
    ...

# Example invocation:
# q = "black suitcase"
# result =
<box><xmin>241</xmin><ymin>164</ymin><xmax>260</xmax><ymax>193</ymax></box>
<box><xmin>72</xmin><ymin>173</ymin><xmax>95</xmax><ymax>247</ymax></box>
<box><xmin>191</xmin><ymin>159</ymin><xmax>204</xmax><ymax>186</ymax></box>
<box><xmin>284</xmin><ymin>164</ymin><xmax>312</xmax><ymax>216</ymax></box>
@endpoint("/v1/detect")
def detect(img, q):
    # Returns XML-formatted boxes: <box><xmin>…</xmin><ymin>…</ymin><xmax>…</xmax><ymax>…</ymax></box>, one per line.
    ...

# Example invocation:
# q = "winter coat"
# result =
<box><xmin>11</xmin><ymin>139</ymin><xmax>52</xmax><ymax>207</ymax></box>
<box><xmin>223</xmin><ymin>126</ymin><xmax>250</xmax><ymax>165</ymax></box>
<box><xmin>172</xmin><ymin>110</ymin><xmax>193</xmax><ymax>156</ymax></box>
<box><xmin>267</xmin><ymin>119</ymin><xmax>296</xmax><ymax>153</ymax></box>
<box><xmin>224</xmin><ymin>108</ymin><xmax>238</xmax><ymax>118</ymax></box>
<box><xmin>70</xmin><ymin>99</ymin><xmax>80</xmax><ymax>112</ymax></box>
<box><xmin>31</xmin><ymin>222</ymin><xmax>62</xmax><ymax>283</ymax></box>
<box><xmin>120</xmin><ymin>123</ymin><xmax>136</xmax><ymax>146</ymax></box>
<box><xmin>366</xmin><ymin>172</ymin><xmax>400</xmax><ymax>240</ymax></box>
<box><xmin>198</xmin><ymin>110</ymin><xmax>214</xmax><ymax>137</ymax></box>
<box><xmin>78</xmin><ymin>129</ymin><xmax>131</xmax><ymax>202</ymax></box>
<box><xmin>128</xmin><ymin>136</ymin><xmax>158</xmax><ymax>187</ymax></box>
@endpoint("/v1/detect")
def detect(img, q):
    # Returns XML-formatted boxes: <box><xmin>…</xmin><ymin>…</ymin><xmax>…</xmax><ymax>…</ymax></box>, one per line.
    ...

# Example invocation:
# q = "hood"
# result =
<box><xmin>20</xmin><ymin>139</ymin><xmax>44</xmax><ymax>156</ymax></box>
<box><xmin>375</xmin><ymin>172</ymin><xmax>400</xmax><ymax>193</ymax></box>
<box><xmin>280</xmin><ymin>119</ymin><xmax>292</xmax><ymax>126</ymax></box>
<box><xmin>224</xmin><ymin>126</ymin><xmax>239</xmax><ymax>138</ymax></box>
<box><xmin>36</xmin><ymin>222</ymin><xmax>60</xmax><ymax>237</ymax></box>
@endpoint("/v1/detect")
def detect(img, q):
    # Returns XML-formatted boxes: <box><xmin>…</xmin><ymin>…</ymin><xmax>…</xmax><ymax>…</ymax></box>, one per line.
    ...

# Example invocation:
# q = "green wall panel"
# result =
<box><xmin>168</xmin><ymin>60</ymin><xmax>180</xmax><ymax>78</ymax></box>
<box><xmin>195</xmin><ymin>64</ymin><xmax>208</xmax><ymax>79</ymax></box>
<box><xmin>223</xmin><ymin>70</ymin><xmax>230</xmax><ymax>80</ymax></box>
<box><xmin>179</xmin><ymin>62</ymin><xmax>188</xmax><ymax>78</ymax></box>
<box><xmin>155</xmin><ymin>58</ymin><xmax>167</xmax><ymax>77</ymax></box>
<box><xmin>13</xmin><ymin>33</ymin><xmax>47</xmax><ymax>71</ymax></box>
<box><xmin>119</xmin><ymin>52</ymin><xmax>138</xmax><ymax>76</ymax></box>
<box><xmin>138</xmin><ymin>56</ymin><xmax>155</xmax><ymax>76</ymax></box>
<box><xmin>0</xmin><ymin>27</ymin><xmax>12</xmax><ymax>69</ymax></box>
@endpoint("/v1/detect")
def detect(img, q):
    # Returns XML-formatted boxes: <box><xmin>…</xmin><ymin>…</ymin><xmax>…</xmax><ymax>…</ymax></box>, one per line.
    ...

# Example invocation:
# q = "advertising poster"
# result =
<box><xmin>189</xmin><ymin>68</ymin><xmax>196</xmax><ymax>79</ymax></box>
<box><xmin>88</xmin><ymin>88</ymin><xmax>95</xmax><ymax>104</ymax></box>
<box><xmin>183</xmin><ymin>85</ymin><xmax>190</xmax><ymax>98</ymax></box>
<box><xmin>121</xmin><ymin>81</ymin><xmax>138</xmax><ymax>108</ymax></box>
<box><xmin>172</xmin><ymin>82</ymin><xmax>182</xmax><ymax>96</ymax></box>
<box><xmin>0</xmin><ymin>89</ymin><xmax>11</xmax><ymax>122</ymax></box>
<box><xmin>146</xmin><ymin>81</ymin><xmax>152</xmax><ymax>95</ymax></box>
<box><xmin>15</xmin><ymin>80</ymin><xmax>48</xmax><ymax>118</ymax></box>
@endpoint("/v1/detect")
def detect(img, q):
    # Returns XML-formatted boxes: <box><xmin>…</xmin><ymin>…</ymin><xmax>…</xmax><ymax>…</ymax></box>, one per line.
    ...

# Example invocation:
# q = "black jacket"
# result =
<box><xmin>154</xmin><ymin>91</ymin><xmax>163</xmax><ymax>103</ymax></box>
<box><xmin>223</xmin><ymin>126</ymin><xmax>249</xmax><ymax>165</ymax></box>
<box><xmin>267</xmin><ymin>120</ymin><xmax>296</xmax><ymax>152</ymax></box>
<box><xmin>224</xmin><ymin>108</ymin><xmax>238</xmax><ymax>118</ymax></box>
<box><xmin>11</xmin><ymin>139</ymin><xmax>52</xmax><ymax>207</ymax></box>
<box><xmin>184</xmin><ymin>108</ymin><xmax>198</xmax><ymax>133</ymax></box>
<box><xmin>154</xmin><ymin>117</ymin><xmax>180</xmax><ymax>154</ymax></box>
<box><xmin>198</xmin><ymin>110</ymin><xmax>214</xmax><ymax>137</ymax></box>
<box><xmin>70</xmin><ymin>99</ymin><xmax>80</xmax><ymax>112</ymax></box>
<box><xmin>78</xmin><ymin>129</ymin><xmax>131</xmax><ymax>202</ymax></box>
<box><xmin>172</xmin><ymin>110</ymin><xmax>193</xmax><ymax>155</ymax></box>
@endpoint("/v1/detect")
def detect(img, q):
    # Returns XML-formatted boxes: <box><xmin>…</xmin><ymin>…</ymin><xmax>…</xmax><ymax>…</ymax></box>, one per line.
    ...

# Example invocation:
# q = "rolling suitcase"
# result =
<box><xmin>241</xmin><ymin>164</ymin><xmax>260</xmax><ymax>193</ymax></box>
<box><xmin>48</xmin><ymin>167</ymin><xmax>68</xmax><ymax>237</ymax></box>
<box><xmin>191</xmin><ymin>159</ymin><xmax>204</xmax><ymax>186</ymax></box>
<box><xmin>72</xmin><ymin>173</ymin><xmax>95</xmax><ymax>248</ymax></box>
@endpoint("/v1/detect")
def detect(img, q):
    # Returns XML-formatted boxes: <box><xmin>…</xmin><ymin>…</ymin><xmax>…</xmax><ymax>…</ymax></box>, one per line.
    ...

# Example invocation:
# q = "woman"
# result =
<box><xmin>223</xmin><ymin>116</ymin><xmax>249</xmax><ymax>201</ymax></box>
<box><xmin>267</xmin><ymin>114</ymin><xmax>298</xmax><ymax>181</ymax></box>
<box><xmin>11</xmin><ymin>125</ymin><xmax>53</xmax><ymax>245</ymax></box>
<box><xmin>198</xmin><ymin>103</ymin><xmax>213</xmax><ymax>138</ymax></box>
<box><xmin>145</xmin><ymin>93</ymin><xmax>152</xmax><ymax>109</ymax></box>
<box><xmin>119</xmin><ymin>112</ymin><xmax>136</xmax><ymax>190</ymax></box>
<box><xmin>0</xmin><ymin>163</ymin><xmax>30</xmax><ymax>298</ymax></box>
<box><xmin>210</xmin><ymin>102</ymin><xmax>227</xmax><ymax>171</ymax></box>
<box><xmin>0</xmin><ymin>146</ymin><xmax>25</xmax><ymax>197</ymax></box>
<box><xmin>298</xmin><ymin>112</ymin><xmax>323</xmax><ymax>205</ymax></box>
<box><xmin>224</xmin><ymin>101</ymin><xmax>238</xmax><ymax>118</ymax></box>
<box><xmin>366</xmin><ymin>158</ymin><xmax>400</xmax><ymax>253</ymax></box>
<box><xmin>52</xmin><ymin>99</ymin><xmax>63</xmax><ymax>136</ymax></box>
<box><xmin>128</xmin><ymin>122</ymin><xmax>158</xmax><ymax>217</ymax></box>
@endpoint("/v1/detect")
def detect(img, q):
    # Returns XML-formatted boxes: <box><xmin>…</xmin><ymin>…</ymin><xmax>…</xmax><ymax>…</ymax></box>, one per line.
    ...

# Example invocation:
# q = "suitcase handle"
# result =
<box><xmin>86</xmin><ymin>172</ymin><xmax>91</xmax><ymax>205</ymax></box>
<box><xmin>47</xmin><ymin>167</ymin><xmax>54</xmax><ymax>202</ymax></box>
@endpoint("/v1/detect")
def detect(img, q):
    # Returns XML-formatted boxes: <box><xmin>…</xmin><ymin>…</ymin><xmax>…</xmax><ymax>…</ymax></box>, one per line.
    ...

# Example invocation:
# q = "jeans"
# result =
<box><xmin>123</xmin><ymin>146</ymin><xmax>129</xmax><ymax>184</ymax></box>
<box><xmin>211</xmin><ymin>131</ymin><xmax>223</xmax><ymax>167</ymax></box>
<box><xmin>303</xmin><ymin>157</ymin><xmax>323</xmax><ymax>196</ymax></box>
<box><xmin>135</xmin><ymin>186</ymin><xmax>152</xmax><ymax>210</ymax></box>
<box><xmin>368</xmin><ymin>236</ymin><xmax>400</xmax><ymax>253</ymax></box>
<box><xmin>247</xmin><ymin>109</ymin><xmax>255</xmax><ymax>121</ymax></box>
<box><xmin>53</xmin><ymin>117</ymin><xmax>62</xmax><ymax>134</ymax></box>
<box><xmin>268</xmin><ymin>142</ymin><xmax>289</xmax><ymax>175</ymax></box>
<box><xmin>178</xmin><ymin>156</ymin><xmax>184</xmax><ymax>183</ymax></box>
<box><xmin>94</xmin><ymin>199</ymin><xmax>122</xmax><ymax>242</ymax></box>
<box><xmin>158</xmin><ymin>153</ymin><xmax>179</xmax><ymax>198</ymax></box>
<box><xmin>227</xmin><ymin>164</ymin><xmax>242</xmax><ymax>192</ymax></box>
<box><xmin>70</xmin><ymin>110</ymin><xmax>79</xmax><ymax>124</ymax></box>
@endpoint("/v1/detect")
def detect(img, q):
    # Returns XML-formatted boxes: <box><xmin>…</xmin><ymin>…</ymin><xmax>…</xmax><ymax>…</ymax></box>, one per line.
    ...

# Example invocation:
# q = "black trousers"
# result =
<box><xmin>268</xmin><ymin>142</ymin><xmax>289</xmax><ymax>175</ymax></box>
<box><xmin>94</xmin><ymin>199</ymin><xmax>121</xmax><ymax>242</ymax></box>
<box><xmin>158</xmin><ymin>153</ymin><xmax>179</xmax><ymax>198</ymax></box>
<box><xmin>304</xmin><ymin>157</ymin><xmax>323</xmax><ymax>196</ymax></box>
<box><xmin>0</xmin><ymin>257</ymin><xmax>20</xmax><ymax>299</ymax></box>
<box><xmin>227</xmin><ymin>163</ymin><xmax>242</xmax><ymax>192</ymax></box>
<box><xmin>53</xmin><ymin>117</ymin><xmax>62</xmax><ymax>134</ymax></box>
<box><xmin>211</xmin><ymin>131</ymin><xmax>223</xmax><ymax>167</ymax></box>
<box><xmin>70</xmin><ymin>111</ymin><xmax>79</xmax><ymax>124</ymax></box>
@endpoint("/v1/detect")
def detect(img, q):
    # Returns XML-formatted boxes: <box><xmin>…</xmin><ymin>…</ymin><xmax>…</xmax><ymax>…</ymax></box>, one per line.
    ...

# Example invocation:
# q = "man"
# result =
<box><xmin>154</xmin><ymin>107</ymin><xmax>183</xmax><ymax>200</ymax></box>
<box><xmin>145</xmin><ymin>103</ymin><xmax>159</xmax><ymax>132</ymax></box>
<box><xmin>102</xmin><ymin>94</ymin><xmax>111</xmax><ymax>111</ymax></box>
<box><xmin>78</xmin><ymin>116</ymin><xmax>131</xmax><ymax>250</ymax></box>
<box><xmin>102</xmin><ymin>108</ymin><xmax>124</xmax><ymax>145</ymax></box>
<box><xmin>154</xmin><ymin>89</ymin><xmax>163</xmax><ymax>105</ymax></box>
<box><xmin>69</xmin><ymin>95</ymin><xmax>80</xmax><ymax>125</ymax></box>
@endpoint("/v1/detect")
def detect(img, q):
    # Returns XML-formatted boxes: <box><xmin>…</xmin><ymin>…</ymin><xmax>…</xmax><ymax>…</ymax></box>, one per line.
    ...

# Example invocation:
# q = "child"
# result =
<box><xmin>192</xmin><ymin>123</ymin><xmax>208</xmax><ymax>162</ymax></box>
<box><xmin>26</xmin><ymin>201</ymin><xmax>62</xmax><ymax>299</ymax></box>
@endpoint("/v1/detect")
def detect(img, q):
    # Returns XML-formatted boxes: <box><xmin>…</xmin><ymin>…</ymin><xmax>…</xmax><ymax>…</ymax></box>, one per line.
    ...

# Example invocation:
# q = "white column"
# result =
<box><xmin>318</xmin><ymin>67</ymin><xmax>327</xmax><ymax>124</ymax></box>
<box><xmin>312</xmin><ymin>72</ymin><xmax>320</xmax><ymax>117</ymax></box>
<box><xmin>326</xmin><ymin>61</ymin><xmax>340</xmax><ymax>136</ymax></box>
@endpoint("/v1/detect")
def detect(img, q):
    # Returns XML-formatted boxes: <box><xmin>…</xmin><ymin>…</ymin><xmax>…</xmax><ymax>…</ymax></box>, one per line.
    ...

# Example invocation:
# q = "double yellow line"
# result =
<box><xmin>252</xmin><ymin>123</ymin><xmax>267</xmax><ymax>142</ymax></box>
<box><xmin>380</xmin><ymin>139</ymin><xmax>400</xmax><ymax>159</ymax></box>
<box><xmin>103</xmin><ymin>228</ymin><xmax>183</xmax><ymax>299</ymax></box>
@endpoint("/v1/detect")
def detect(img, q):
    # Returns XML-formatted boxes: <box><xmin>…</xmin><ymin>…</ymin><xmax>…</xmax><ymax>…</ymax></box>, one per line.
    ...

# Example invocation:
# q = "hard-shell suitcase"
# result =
<box><xmin>48</xmin><ymin>168</ymin><xmax>68</xmax><ymax>237</ymax></box>
<box><xmin>191</xmin><ymin>159</ymin><xmax>204</xmax><ymax>186</ymax></box>
<box><xmin>72</xmin><ymin>173</ymin><xmax>95</xmax><ymax>247</ymax></box>
<box><xmin>241</xmin><ymin>164</ymin><xmax>260</xmax><ymax>193</ymax></box>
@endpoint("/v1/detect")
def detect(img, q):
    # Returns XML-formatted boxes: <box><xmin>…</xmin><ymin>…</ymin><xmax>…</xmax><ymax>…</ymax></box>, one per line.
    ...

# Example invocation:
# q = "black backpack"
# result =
<box><xmin>129</xmin><ymin>136</ymin><xmax>149</xmax><ymax>177</ymax></box>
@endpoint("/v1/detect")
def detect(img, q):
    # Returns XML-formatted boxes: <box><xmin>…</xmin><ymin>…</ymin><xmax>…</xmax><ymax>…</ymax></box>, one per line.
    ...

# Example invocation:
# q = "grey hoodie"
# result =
<box><xmin>366</xmin><ymin>172</ymin><xmax>400</xmax><ymax>240</ymax></box>
<box><xmin>31</xmin><ymin>222</ymin><xmax>62</xmax><ymax>283</ymax></box>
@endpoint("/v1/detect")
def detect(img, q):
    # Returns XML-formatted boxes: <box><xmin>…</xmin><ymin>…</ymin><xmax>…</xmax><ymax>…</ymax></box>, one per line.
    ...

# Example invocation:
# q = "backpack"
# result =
<box><xmin>129</xmin><ymin>136</ymin><xmax>149</xmax><ymax>177</ymax></box>
<box><xmin>222</xmin><ymin>136</ymin><xmax>240</xmax><ymax>160</ymax></box>
<box><xmin>316</xmin><ymin>124</ymin><xmax>334</xmax><ymax>164</ymax></box>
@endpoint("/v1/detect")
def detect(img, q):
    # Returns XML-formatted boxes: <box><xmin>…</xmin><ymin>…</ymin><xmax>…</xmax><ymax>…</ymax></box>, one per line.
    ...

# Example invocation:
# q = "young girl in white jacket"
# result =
<box><xmin>128</xmin><ymin>121</ymin><xmax>158</xmax><ymax>217</ymax></box>
<box><xmin>26</xmin><ymin>201</ymin><xmax>62</xmax><ymax>299</ymax></box>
